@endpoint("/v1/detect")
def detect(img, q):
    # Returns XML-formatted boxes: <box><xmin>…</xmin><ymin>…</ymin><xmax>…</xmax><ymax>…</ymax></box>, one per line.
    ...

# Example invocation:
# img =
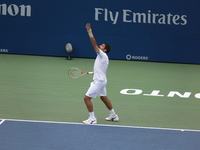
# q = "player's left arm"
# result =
<box><xmin>86</xmin><ymin>23</ymin><xmax>100</xmax><ymax>54</ymax></box>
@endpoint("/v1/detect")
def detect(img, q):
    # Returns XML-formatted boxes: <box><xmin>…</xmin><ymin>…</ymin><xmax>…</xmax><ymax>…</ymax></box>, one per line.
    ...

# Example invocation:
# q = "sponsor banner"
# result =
<box><xmin>0</xmin><ymin>0</ymin><xmax>199</xmax><ymax>64</ymax></box>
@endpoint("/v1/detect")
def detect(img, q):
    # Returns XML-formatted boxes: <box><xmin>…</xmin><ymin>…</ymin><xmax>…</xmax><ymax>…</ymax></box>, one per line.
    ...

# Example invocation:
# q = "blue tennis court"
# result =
<box><xmin>0</xmin><ymin>55</ymin><xmax>200</xmax><ymax>149</ymax></box>
<box><xmin>0</xmin><ymin>119</ymin><xmax>200</xmax><ymax>150</ymax></box>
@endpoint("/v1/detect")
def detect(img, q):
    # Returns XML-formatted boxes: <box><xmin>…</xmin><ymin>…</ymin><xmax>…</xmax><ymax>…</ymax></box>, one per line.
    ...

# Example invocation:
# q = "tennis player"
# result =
<box><xmin>83</xmin><ymin>23</ymin><xmax>119</xmax><ymax>124</ymax></box>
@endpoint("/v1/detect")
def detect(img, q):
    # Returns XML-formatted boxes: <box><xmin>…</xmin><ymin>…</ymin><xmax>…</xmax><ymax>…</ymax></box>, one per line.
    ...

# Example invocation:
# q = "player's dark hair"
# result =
<box><xmin>104</xmin><ymin>43</ymin><xmax>111</xmax><ymax>53</ymax></box>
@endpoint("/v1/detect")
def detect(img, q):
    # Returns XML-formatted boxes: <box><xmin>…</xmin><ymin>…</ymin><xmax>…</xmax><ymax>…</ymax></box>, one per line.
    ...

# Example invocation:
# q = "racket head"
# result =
<box><xmin>68</xmin><ymin>67</ymin><xmax>87</xmax><ymax>79</ymax></box>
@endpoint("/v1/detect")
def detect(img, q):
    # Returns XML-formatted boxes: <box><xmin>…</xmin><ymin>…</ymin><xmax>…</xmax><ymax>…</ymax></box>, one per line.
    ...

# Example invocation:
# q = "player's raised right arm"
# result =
<box><xmin>86</xmin><ymin>23</ymin><xmax>99</xmax><ymax>53</ymax></box>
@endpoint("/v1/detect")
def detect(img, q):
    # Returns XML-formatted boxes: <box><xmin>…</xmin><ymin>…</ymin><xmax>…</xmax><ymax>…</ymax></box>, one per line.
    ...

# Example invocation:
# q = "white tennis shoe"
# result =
<box><xmin>83</xmin><ymin>118</ymin><xmax>97</xmax><ymax>124</ymax></box>
<box><xmin>105</xmin><ymin>114</ymin><xmax>119</xmax><ymax>122</ymax></box>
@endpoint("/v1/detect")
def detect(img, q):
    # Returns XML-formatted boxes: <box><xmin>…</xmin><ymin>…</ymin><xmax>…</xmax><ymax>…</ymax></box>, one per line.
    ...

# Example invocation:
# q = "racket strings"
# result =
<box><xmin>68</xmin><ymin>67</ymin><xmax>88</xmax><ymax>79</ymax></box>
<box><xmin>69</xmin><ymin>69</ymin><xmax>82</xmax><ymax>78</ymax></box>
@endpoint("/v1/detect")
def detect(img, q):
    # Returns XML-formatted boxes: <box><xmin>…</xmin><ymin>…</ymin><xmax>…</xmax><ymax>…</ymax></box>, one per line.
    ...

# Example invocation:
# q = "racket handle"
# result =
<box><xmin>88</xmin><ymin>72</ymin><xmax>93</xmax><ymax>74</ymax></box>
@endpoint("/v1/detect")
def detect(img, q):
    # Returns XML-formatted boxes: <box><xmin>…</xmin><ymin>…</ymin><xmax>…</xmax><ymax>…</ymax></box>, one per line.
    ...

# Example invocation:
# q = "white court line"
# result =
<box><xmin>1</xmin><ymin>118</ymin><xmax>200</xmax><ymax>132</ymax></box>
<box><xmin>0</xmin><ymin>119</ymin><xmax>5</xmax><ymax>125</ymax></box>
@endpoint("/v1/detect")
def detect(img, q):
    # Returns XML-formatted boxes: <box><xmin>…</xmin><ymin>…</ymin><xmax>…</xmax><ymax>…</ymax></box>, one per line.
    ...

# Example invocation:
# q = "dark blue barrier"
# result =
<box><xmin>0</xmin><ymin>0</ymin><xmax>199</xmax><ymax>64</ymax></box>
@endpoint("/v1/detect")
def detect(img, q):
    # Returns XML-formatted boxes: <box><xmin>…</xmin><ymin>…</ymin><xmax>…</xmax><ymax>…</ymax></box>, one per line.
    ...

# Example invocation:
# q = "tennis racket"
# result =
<box><xmin>68</xmin><ymin>67</ymin><xmax>93</xmax><ymax>79</ymax></box>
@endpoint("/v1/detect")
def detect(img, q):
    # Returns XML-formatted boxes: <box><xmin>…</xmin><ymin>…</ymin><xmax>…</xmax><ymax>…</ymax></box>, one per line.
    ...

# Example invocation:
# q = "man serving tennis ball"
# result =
<box><xmin>83</xmin><ymin>23</ymin><xmax>119</xmax><ymax>124</ymax></box>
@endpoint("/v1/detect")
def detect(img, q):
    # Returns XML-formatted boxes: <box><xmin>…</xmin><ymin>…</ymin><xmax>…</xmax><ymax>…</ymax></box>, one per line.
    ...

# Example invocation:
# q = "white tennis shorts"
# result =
<box><xmin>85</xmin><ymin>80</ymin><xmax>107</xmax><ymax>98</ymax></box>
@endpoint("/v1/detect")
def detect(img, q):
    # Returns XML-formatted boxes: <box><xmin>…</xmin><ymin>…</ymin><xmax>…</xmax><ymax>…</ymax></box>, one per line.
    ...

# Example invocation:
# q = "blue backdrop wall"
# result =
<box><xmin>0</xmin><ymin>0</ymin><xmax>200</xmax><ymax>64</ymax></box>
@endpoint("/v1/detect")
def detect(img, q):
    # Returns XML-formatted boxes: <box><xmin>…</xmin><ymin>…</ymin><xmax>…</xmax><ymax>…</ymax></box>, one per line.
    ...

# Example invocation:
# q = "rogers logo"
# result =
<box><xmin>126</xmin><ymin>54</ymin><xmax>149</xmax><ymax>60</ymax></box>
<box><xmin>0</xmin><ymin>48</ymin><xmax>9</xmax><ymax>53</ymax></box>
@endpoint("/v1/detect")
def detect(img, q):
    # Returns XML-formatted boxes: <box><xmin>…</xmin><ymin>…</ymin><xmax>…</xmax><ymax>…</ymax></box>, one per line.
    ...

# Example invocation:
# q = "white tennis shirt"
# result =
<box><xmin>93</xmin><ymin>49</ymin><xmax>109</xmax><ymax>81</ymax></box>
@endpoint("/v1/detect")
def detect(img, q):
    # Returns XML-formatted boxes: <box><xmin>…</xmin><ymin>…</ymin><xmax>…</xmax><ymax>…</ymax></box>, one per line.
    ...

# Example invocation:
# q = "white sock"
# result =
<box><xmin>89</xmin><ymin>112</ymin><xmax>96</xmax><ymax>119</ymax></box>
<box><xmin>109</xmin><ymin>109</ymin><xmax>116</xmax><ymax>115</ymax></box>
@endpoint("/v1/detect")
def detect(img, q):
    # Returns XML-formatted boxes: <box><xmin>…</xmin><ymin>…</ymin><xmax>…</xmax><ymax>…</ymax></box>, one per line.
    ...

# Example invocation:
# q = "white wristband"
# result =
<box><xmin>87</xmin><ymin>29</ymin><xmax>94</xmax><ymax>38</ymax></box>
<box><xmin>88</xmin><ymin>72</ymin><xmax>93</xmax><ymax>74</ymax></box>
